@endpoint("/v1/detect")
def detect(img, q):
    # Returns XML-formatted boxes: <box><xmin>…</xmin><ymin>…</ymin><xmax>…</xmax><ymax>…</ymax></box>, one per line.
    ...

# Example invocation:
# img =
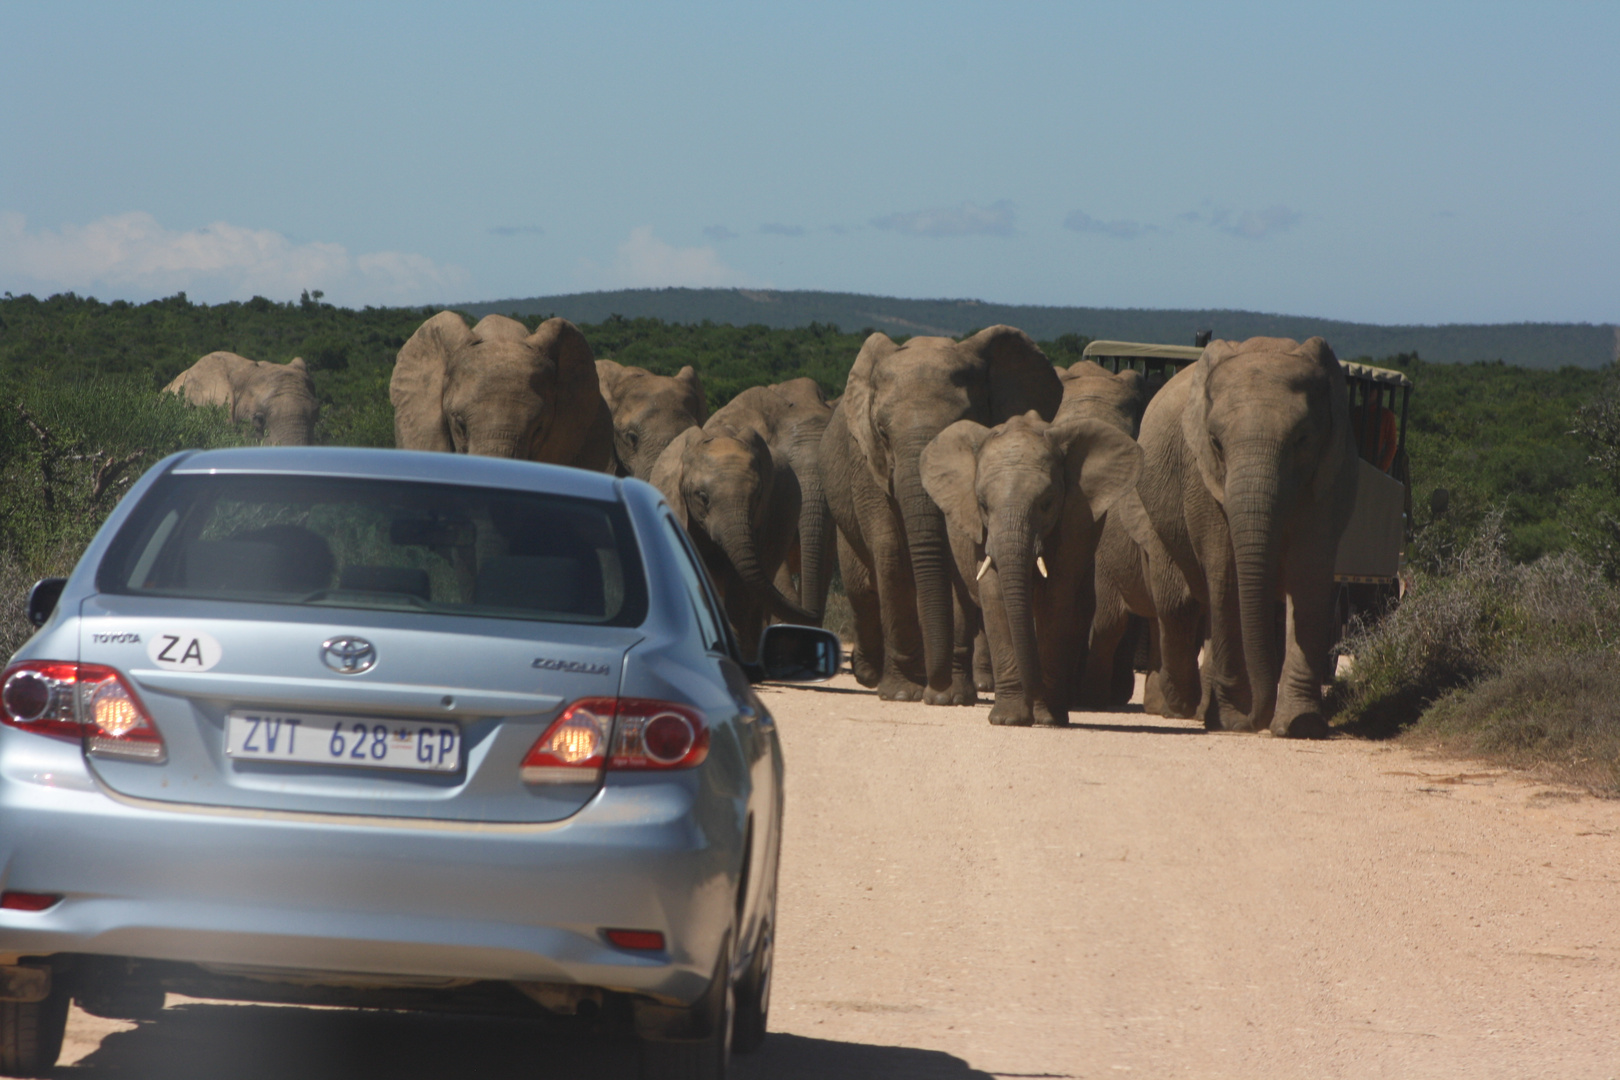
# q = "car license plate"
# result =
<box><xmin>225</xmin><ymin>710</ymin><xmax>460</xmax><ymax>773</ymax></box>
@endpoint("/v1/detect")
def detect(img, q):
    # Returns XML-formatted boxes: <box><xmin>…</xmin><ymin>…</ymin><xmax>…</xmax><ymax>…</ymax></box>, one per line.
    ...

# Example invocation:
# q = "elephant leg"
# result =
<box><xmin>1150</xmin><ymin>598</ymin><xmax>1203</xmax><ymax>720</ymax></box>
<box><xmin>1272</xmin><ymin>559</ymin><xmax>1337</xmax><ymax>738</ymax></box>
<box><xmin>865</xmin><ymin>520</ymin><xmax>929</xmax><ymax>701</ymax></box>
<box><xmin>973</xmin><ymin>628</ymin><xmax>995</xmax><ymax>693</ymax></box>
<box><xmin>1080</xmin><ymin>600</ymin><xmax>1129</xmax><ymax>711</ymax></box>
<box><xmin>1111</xmin><ymin>616</ymin><xmax>1144</xmax><ymax>707</ymax></box>
<box><xmin>837</xmin><ymin>531</ymin><xmax>884</xmax><ymax>689</ymax></box>
<box><xmin>1034</xmin><ymin>565</ymin><xmax>1086</xmax><ymax>725</ymax></box>
<box><xmin>1142</xmin><ymin>554</ymin><xmax>1200</xmax><ymax>718</ymax></box>
<box><xmin>1196</xmin><ymin>558</ymin><xmax>1256</xmax><ymax>732</ymax></box>
<box><xmin>977</xmin><ymin>566</ymin><xmax>1034</xmax><ymax>725</ymax></box>
<box><xmin>944</xmin><ymin>576</ymin><xmax>978</xmax><ymax>706</ymax></box>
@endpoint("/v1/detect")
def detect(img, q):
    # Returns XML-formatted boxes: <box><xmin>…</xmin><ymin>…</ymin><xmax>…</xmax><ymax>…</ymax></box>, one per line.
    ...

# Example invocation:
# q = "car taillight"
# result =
<box><xmin>519</xmin><ymin>697</ymin><xmax>614</xmax><ymax>783</ymax></box>
<box><xmin>1</xmin><ymin>661</ymin><xmax>166</xmax><ymax>763</ymax></box>
<box><xmin>520</xmin><ymin>697</ymin><xmax>708</xmax><ymax>785</ymax></box>
<box><xmin>608</xmin><ymin>699</ymin><xmax>708</xmax><ymax>770</ymax></box>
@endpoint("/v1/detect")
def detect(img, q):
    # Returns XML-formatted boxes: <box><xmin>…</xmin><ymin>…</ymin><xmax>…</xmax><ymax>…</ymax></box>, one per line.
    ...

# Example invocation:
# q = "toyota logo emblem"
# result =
<box><xmin>321</xmin><ymin>636</ymin><xmax>377</xmax><ymax>675</ymax></box>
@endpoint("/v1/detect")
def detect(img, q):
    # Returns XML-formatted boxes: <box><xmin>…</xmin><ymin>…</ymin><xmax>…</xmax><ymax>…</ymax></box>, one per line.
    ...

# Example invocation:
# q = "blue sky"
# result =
<box><xmin>2</xmin><ymin>1</ymin><xmax>1615</xmax><ymax>324</ymax></box>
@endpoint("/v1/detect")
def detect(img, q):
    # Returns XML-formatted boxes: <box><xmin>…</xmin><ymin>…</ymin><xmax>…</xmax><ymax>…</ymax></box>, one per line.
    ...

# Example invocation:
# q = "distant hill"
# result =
<box><xmin>457</xmin><ymin>288</ymin><xmax>1618</xmax><ymax>369</ymax></box>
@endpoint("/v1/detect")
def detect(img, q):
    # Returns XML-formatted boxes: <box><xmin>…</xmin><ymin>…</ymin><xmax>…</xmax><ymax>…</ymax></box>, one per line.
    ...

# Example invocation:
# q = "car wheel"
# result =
<box><xmin>637</xmin><ymin>942</ymin><xmax>734</xmax><ymax>1080</ymax></box>
<box><xmin>731</xmin><ymin>922</ymin><xmax>772</xmax><ymax>1054</ymax></box>
<box><xmin>0</xmin><ymin>983</ymin><xmax>70</xmax><ymax>1079</ymax></box>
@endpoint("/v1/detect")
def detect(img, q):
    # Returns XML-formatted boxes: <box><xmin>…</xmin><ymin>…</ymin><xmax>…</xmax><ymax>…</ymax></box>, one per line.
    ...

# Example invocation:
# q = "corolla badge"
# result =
<box><xmin>321</xmin><ymin>636</ymin><xmax>377</xmax><ymax>674</ymax></box>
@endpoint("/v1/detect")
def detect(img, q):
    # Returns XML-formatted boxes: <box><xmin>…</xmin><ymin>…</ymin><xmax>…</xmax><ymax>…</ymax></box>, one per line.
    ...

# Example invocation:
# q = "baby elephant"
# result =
<box><xmin>922</xmin><ymin>411</ymin><xmax>1141</xmax><ymax>726</ymax></box>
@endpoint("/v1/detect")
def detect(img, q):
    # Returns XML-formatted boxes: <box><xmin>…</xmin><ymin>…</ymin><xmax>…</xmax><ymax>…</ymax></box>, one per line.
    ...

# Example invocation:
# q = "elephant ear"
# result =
<box><xmin>920</xmin><ymin>419</ymin><xmax>993</xmax><ymax>546</ymax></box>
<box><xmin>526</xmin><ymin>318</ymin><xmax>604</xmax><ymax>465</ymax></box>
<box><xmin>650</xmin><ymin>426</ymin><xmax>703</xmax><ymax>528</ymax></box>
<box><xmin>843</xmin><ymin>332</ymin><xmax>900</xmax><ymax>488</ymax></box>
<box><xmin>165</xmin><ymin>352</ymin><xmax>248</xmax><ymax>411</ymax></box>
<box><xmin>674</xmin><ymin>365</ymin><xmax>708</xmax><ymax>423</ymax></box>
<box><xmin>1051</xmin><ymin>417</ymin><xmax>1144</xmax><ymax>521</ymax></box>
<box><xmin>1298</xmin><ymin>337</ymin><xmax>1354</xmax><ymax>500</ymax></box>
<box><xmin>594</xmin><ymin>359</ymin><xmax>626</xmax><ymax>409</ymax></box>
<box><xmin>961</xmin><ymin>325</ymin><xmax>1064</xmax><ymax>424</ymax></box>
<box><xmin>1180</xmin><ymin>339</ymin><xmax>1238</xmax><ymax>505</ymax></box>
<box><xmin>391</xmin><ymin>311</ymin><xmax>472</xmax><ymax>452</ymax></box>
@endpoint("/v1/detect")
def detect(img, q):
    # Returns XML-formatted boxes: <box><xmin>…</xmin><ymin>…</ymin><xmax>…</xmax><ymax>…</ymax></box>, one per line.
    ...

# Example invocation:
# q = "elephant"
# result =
<box><xmin>651</xmin><ymin>420</ymin><xmax>816</xmax><ymax>662</ymax></box>
<box><xmin>707</xmin><ymin>378</ymin><xmax>835</xmax><ymax>623</ymax></box>
<box><xmin>390</xmin><ymin>311</ymin><xmax>614</xmax><ymax>471</ymax></box>
<box><xmin>163</xmin><ymin>352</ymin><xmax>318</xmax><ymax>446</ymax></box>
<box><xmin>822</xmin><ymin>326</ymin><xmax>1063</xmax><ymax>704</ymax></box>
<box><xmin>595</xmin><ymin>359</ymin><xmax>707</xmax><ymax>480</ymax></box>
<box><xmin>921</xmin><ymin>411</ymin><xmax>1141</xmax><ymax>726</ymax></box>
<box><xmin>1078</xmin><ymin>478</ymin><xmax>1200</xmax><ymax>715</ymax></box>
<box><xmin>1135</xmin><ymin>336</ymin><xmax>1357</xmax><ymax>737</ymax></box>
<box><xmin>1057</xmin><ymin>360</ymin><xmax>1147</xmax><ymax>436</ymax></box>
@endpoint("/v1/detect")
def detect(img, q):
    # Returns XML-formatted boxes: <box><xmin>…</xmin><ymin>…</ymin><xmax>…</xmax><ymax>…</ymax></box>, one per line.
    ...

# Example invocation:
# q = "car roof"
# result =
<box><xmin>169</xmin><ymin>446</ymin><xmax>625</xmax><ymax>500</ymax></box>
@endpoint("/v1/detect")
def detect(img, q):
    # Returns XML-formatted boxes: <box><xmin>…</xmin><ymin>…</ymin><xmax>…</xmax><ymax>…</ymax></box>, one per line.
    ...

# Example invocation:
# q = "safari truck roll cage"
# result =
<box><xmin>1081</xmin><ymin>339</ymin><xmax>1413</xmax><ymax>594</ymax></box>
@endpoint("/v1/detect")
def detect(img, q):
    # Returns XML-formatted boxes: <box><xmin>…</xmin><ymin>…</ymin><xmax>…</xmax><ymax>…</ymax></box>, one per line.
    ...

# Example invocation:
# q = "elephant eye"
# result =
<box><xmin>694</xmin><ymin>489</ymin><xmax>709</xmax><ymax>507</ymax></box>
<box><xmin>625</xmin><ymin>429</ymin><xmax>640</xmax><ymax>448</ymax></box>
<box><xmin>1210</xmin><ymin>435</ymin><xmax>1224</xmax><ymax>458</ymax></box>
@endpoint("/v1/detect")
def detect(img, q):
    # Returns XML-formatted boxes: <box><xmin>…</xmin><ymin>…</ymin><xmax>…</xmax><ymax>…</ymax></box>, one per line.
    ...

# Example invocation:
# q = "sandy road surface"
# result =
<box><xmin>55</xmin><ymin>675</ymin><xmax>1620</xmax><ymax>1078</ymax></box>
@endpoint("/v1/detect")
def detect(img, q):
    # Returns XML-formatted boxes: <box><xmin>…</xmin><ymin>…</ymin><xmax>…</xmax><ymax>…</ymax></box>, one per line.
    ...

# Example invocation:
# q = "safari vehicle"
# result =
<box><xmin>1082</xmin><ymin>337</ymin><xmax>1412</xmax><ymax>625</ymax></box>
<box><xmin>0</xmin><ymin>446</ymin><xmax>841</xmax><ymax>1079</ymax></box>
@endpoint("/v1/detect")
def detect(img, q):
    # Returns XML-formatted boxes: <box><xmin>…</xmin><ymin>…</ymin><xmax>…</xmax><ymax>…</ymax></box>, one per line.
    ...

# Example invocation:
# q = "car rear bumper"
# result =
<box><xmin>0</xmin><ymin>738</ymin><xmax>735</xmax><ymax>1007</ymax></box>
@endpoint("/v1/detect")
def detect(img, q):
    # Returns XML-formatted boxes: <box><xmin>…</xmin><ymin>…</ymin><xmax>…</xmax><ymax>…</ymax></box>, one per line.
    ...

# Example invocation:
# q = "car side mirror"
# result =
<box><xmin>27</xmin><ymin>578</ymin><xmax>67</xmax><ymax>628</ymax></box>
<box><xmin>748</xmin><ymin>624</ymin><xmax>841</xmax><ymax>684</ymax></box>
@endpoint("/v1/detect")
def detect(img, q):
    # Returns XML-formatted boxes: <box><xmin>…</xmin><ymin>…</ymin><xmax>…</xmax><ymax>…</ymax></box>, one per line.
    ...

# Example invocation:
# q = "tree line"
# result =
<box><xmin>2</xmin><ymin>291</ymin><xmax>1617</xmax><ymax>573</ymax></box>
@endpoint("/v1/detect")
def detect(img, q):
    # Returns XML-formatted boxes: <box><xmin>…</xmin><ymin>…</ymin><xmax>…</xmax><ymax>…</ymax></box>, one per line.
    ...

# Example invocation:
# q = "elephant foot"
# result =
<box><xmin>975</xmin><ymin>674</ymin><xmax>996</xmax><ymax>694</ymax></box>
<box><xmin>1198</xmin><ymin>689</ymin><xmax>1258</xmax><ymax>732</ymax></box>
<box><xmin>850</xmin><ymin>649</ymin><xmax>882</xmax><ymax>688</ymax></box>
<box><xmin>924</xmin><ymin>673</ymin><xmax>977</xmax><ymax>707</ymax></box>
<box><xmin>1271</xmin><ymin>709</ymin><xmax>1332</xmax><ymax>739</ymax></box>
<box><xmin>1144</xmin><ymin>673</ymin><xmax>1196</xmax><ymax>719</ymax></box>
<box><xmin>877</xmin><ymin>673</ymin><xmax>928</xmax><ymax>702</ymax></box>
<box><xmin>1030</xmin><ymin>702</ymin><xmax>1069</xmax><ymax>727</ymax></box>
<box><xmin>988</xmin><ymin>699</ymin><xmax>1034</xmax><ymax>726</ymax></box>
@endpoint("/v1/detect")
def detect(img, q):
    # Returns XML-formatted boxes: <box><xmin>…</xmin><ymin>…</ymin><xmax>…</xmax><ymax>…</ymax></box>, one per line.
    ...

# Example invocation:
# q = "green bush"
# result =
<box><xmin>0</xmin><ymin>378</ymin><xmax>249</xmax><ymax>654</ymax></box>
<box><xmin>1332</xmin><ymin>517</ymin><xmax>1620</xmax><ymax>792</ymax></box>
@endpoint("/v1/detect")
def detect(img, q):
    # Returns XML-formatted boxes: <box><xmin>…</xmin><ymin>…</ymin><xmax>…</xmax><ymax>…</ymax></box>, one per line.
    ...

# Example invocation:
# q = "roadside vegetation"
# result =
<box><xmin>3</xmin><ymin>291</ymin><xmax>1619</xmax><ymax>786</ymax></box>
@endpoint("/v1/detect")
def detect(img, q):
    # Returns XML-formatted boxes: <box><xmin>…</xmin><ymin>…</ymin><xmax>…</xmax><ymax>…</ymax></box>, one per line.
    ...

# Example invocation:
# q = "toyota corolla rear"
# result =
<box><xmin>0</xmin><ymin>449</ymin><xmax>756</xmax><ymax>1025</ymax></box>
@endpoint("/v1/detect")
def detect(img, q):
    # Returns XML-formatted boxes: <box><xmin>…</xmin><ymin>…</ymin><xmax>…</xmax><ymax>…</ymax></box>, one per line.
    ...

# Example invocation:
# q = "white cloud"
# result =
<box><xmin>0</xmin><ymin>211</ymin><xmax>468</xmax><ymax>305</ymax></box>
<box><xmin>582</xmin><ymin>226</ymin><xmax>753</xmax><ymax>289</ymax></box>
<box><xmin>870</xmin><ymin>200</ymin><xmax>1016</xmax><ymax>238</ymax></box>
<box><xmin>1064</xmin><ymin>210</ymin><xmax>1156</xmax><ymax>239</ymax></box>
<box><xmin>1178</xmin><ymin>203</ymin><xmax>1302</xmax><ymax>240</ymax></box>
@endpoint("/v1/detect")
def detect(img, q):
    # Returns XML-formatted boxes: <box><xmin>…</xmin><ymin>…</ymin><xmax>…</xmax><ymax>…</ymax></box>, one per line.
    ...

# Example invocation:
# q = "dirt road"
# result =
<box><xmin>57</xmin><ymin>675</ymin><xmax>1620</xmax><ymax>1078</ymax></box>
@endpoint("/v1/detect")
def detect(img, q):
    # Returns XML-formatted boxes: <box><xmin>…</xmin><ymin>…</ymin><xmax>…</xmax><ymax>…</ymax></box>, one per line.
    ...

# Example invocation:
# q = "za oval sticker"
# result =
<box><xmin>146</xmin><ymin>631</ymin><xmax>222</xmax><ymax>672</ymax></box>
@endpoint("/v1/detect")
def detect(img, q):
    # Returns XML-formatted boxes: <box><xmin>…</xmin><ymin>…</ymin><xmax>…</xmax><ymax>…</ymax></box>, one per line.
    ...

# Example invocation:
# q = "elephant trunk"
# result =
<box><xmin>714</xmin><ymin>520</ymin><xmax>818</xmax><ymax>625</ymax></box>
<box><xmin>992</xmin><ymin>517</ymin><xmax>1045</xmax><ymax>716</ymax></box>
<box><xmin>264</xmin><ymin>396</ymin><xmax>316</xmax><ymax>447</ymax></box>
<box><xmin>1227</xmin><ymin>462</ymin><xmax>1285</xmax><ymax>729</ymax></box>
<box><xmin>895</xmin><ymin>445</ymin><xmax>954</xmax><ymax>692</ymax></box>
<box><xmin>466</xmin><ymin>429</ymin><xmax>525</xmax><ymax>459</ymax></box>
<box><xmin>792</xmin><ymin>431</ymin><xmax>832</xmax><ymax>623</ymax></box>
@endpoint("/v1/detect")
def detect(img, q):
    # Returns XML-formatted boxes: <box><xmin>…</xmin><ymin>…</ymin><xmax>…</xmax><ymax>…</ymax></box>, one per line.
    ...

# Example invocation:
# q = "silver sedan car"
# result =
<box><xmin>0</xmin><ymin>447</ymin><xmax>838</xmax><ymax>1079</ymax></box>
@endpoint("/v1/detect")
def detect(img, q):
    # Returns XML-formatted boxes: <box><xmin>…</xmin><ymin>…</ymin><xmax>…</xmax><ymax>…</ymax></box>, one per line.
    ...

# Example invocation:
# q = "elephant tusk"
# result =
<box><xmin>1036</xmin><ymin>556</ymin><xmax>1048</xmax><ymax>579</ymax></box>
<box><xmin>976</xmin><ymin>555</ymin><xmax>993</xmax><ymax>581</ymax></box>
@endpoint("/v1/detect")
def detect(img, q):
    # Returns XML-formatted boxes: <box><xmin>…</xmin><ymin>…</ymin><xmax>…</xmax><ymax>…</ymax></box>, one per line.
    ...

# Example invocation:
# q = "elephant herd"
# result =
<box><xmin>166</xmin><ymin>311</ymin><xmax>1359</xmax><ymax>737</ymax></box>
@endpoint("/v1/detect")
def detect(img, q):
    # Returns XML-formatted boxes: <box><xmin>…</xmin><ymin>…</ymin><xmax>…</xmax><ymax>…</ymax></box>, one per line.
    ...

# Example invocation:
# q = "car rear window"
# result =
<box><xmin>97</xmin><ymin>473</ymin><xmax>648</xmax><ymax>626</ymax></box>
